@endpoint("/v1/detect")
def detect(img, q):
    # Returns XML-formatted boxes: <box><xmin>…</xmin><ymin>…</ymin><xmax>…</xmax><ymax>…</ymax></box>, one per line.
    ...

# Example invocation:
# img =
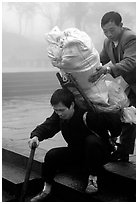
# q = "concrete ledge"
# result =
<box><xmin>104</xmin><ymin>161</ymin><xmax>136</xmax><ymax>180</ymax></box>
<box><xmin>2</xmin><ymin>148</ymin><xmax>42</xmax><ymax>176</ymax></box>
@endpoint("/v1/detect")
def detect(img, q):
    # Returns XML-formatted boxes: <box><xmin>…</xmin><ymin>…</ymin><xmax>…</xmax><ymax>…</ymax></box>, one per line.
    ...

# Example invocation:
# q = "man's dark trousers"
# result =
<box><xmin>41</xmin><ymin>134</ymin><xmax>111</xmax><ymax>184</ymax></box>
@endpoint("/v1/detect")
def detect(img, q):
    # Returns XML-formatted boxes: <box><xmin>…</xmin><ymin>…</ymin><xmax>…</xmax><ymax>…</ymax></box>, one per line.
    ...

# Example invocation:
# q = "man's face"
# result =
<box><xmin>102</xmin><ymin>21</ymin><xmax>122</xmax><ymax>42</ymax></box>
<box><xmin>52</xmin><ymin>102</ymin><xmax>74</xmax><ymax>120</ymax></box>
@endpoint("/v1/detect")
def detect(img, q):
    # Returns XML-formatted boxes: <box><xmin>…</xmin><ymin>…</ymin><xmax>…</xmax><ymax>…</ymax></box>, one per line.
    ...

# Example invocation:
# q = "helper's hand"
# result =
<box><xmin>88</xmin><ymin>66</ymin><xmax>107</xmax><ymax>83</ymax></box>
<box><xmin>28</xmin><ymin>136</ymin><xmax>39</xmax><ymax>149</ymax></box>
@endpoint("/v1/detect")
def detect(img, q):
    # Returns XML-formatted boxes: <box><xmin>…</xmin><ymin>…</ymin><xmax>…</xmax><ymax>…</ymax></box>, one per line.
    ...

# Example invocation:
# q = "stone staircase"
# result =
<box><xmin>2</xmin><ymin>148</ymin><xmax>42</xmax><ymax>201</ymax></box>
<box><xmin>2</xmin><ymin>148</ymin><xmax>136</xmax><ymax>202</ymax></box>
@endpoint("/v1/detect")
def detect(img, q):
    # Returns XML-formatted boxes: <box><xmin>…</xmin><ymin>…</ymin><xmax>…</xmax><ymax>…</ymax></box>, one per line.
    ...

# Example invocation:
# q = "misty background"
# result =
<box><xmin>2</xmin><ymin>2</ymin><xmax>136</xmax><ymax>73</ymax></box>
<box><xmin>2</xmin><ymin>2</ymin><xmax>136</xmax><ymax>162</ymax></box>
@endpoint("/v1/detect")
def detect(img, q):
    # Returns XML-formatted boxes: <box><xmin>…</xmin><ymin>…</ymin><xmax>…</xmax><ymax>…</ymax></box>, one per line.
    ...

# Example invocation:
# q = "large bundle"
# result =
<box><xmin>46</xmin><ymin>27</ymin><xmax>129</xmax><ymax>113</ymax></box>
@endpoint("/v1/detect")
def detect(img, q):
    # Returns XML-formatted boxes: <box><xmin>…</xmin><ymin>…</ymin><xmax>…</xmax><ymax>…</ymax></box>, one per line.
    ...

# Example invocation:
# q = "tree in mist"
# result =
<box><xmin>36</xmin><ymin>2</ymin><xmax>90</xmax><ymax>31</ymax></box>
<box><xmin>56</xmin><ymin>3</ymin><xmax>68</xmax><ymax>29</ymax></box>
<box><xmin>64</xmin><ymin>2</ymin><xmax>89</xmax><ymax>30</ymax></box>
<box><xmin>36</xmin><ymin>3</ymin><xmax>73</xmax><ymax>31</ymax></box>
<box><xmin>37</xmin><ymin>2</ymin><xmax>60</xmax><ymax>30</ymax></box>
<box><xmin>7</xmin><ymin>2</ymin><xmax>38</xmax><ymax>35</ymax></box>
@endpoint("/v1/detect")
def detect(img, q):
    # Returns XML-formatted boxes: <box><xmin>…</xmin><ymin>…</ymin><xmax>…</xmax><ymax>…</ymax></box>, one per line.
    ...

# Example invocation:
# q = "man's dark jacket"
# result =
<box><xmin>100</xmin><ymin>27</ymin><xmax>136</xmax><ymax>95</ymax></box>
<box><xmin>31</xmin><ymin>106</ymin><xmax>122</xmax><ymax>150</ymax></box>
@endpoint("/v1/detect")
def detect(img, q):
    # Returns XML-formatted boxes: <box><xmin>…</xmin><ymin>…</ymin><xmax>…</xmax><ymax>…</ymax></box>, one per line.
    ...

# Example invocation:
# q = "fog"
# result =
<box><xmin>2</xmin><ymin>2</ymin><xmax>136</xmax><ymax>72</ymax></box>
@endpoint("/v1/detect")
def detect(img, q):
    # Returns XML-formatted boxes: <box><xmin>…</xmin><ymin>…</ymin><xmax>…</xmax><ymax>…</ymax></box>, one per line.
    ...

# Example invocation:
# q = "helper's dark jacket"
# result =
<box><xmin>31</xmin><ymin>106</ymin><xmax>122</xmax><ymax>150</ymax></box>
<box><xmin>100</xmin><ymin>27</ymin><xmax>136</xmax><ymax>95</ymax></box>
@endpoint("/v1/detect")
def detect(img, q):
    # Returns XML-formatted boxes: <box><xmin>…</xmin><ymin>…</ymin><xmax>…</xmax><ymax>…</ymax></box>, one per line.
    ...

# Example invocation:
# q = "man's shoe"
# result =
<box><xmin>85</xmin><ymin>175</ymin><xmax>98</xmax><ymax>194</ymax></box>
<box><xmin>30</xmin><ymin>190</ymin><xmax>51</xmax><ymax>202</ymax></box>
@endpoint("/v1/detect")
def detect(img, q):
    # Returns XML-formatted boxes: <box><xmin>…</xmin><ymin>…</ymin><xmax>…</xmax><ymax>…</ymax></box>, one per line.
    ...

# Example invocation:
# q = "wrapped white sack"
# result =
<box><xmin>121</xmin><ymin>106</ymin><xmax>136</xmax><ymax>124</ymax></box>
<box><xmin>46</xmin><ymin>27</ymin><xmax>129</xmax><ymax>112</ymax></box>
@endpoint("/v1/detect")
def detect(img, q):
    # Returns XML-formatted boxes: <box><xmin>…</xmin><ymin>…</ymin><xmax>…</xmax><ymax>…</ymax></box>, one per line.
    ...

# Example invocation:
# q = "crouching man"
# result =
<box><xmin>28</xmin><ymin>88</ymin><xmax>122</xmax><ymax>202</ymax></box>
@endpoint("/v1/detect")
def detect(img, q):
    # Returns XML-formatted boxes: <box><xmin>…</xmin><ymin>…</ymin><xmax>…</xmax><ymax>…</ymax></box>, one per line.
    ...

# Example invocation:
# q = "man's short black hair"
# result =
<box><xmin>101</xmin><ymin>11</ymin><xmax>122</xmax><ymax>27</ymax></box>
<box><xmin>50</xmin><ymin>88</ymin><xmax>75</xmax><ymax>108</ymax></box>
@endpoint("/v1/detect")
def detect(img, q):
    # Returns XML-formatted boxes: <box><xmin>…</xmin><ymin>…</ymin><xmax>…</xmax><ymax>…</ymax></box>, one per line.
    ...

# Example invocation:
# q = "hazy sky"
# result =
<box><xmin>2</xmin><ymin>2</ymin><xmax>47</xmax><ymax>42</ymax></box>
<box><xmin>2</xmin><ymin>1</ymin><xmax>136</xmax><ymax>41</ymax></box>
<box><xmin>2</xmin><ymin>1</ymin><xmax>136</xmax><ymax>72</ymax></box>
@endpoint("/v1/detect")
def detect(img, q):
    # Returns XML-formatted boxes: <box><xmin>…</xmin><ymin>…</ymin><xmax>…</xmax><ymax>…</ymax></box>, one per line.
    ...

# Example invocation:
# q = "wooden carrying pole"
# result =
<box><xmin>20</xmin><ymin>146</ymin><xmax>36</xmax><ymax>201</ymax></box>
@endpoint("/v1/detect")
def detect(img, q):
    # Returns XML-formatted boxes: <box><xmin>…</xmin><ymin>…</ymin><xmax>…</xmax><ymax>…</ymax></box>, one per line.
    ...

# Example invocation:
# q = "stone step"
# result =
<box><xmin>2</xmin><ymin>177</ymin><xmax>43</xmax><ymax>202</ymax></box>
<box><xmin>2</xmin><ymin>161</ymin><xmax>40</xmax><ymax>184</ymax></box>
<box><xmin>2</xmin><ymin>148</ymin><xmax>41</xmax><ymax>176</ymax></box>
<box><xmin>2</xmin><ymin>148</ymin><xmax>136</xmax><ymax>202</ymax></box>
<box><xmin>2</xmin><ymin>148</ymin><xmax>42</xmax><ymax>201</ymax></box>
<box><xmin>53</xmin><ymin>164</ymin><xmax>136</xmax><ymax>202</ymax></box>
<box><xmin>104</xmin><ymin>161</ymin><xmax>136</xmax><ymax>180</ymax></box>
<box><xmin>52</xmin><ymin>156</ymin><xmax>136</xmax><ymax>201</ymax></box>
<box><xmin>2</xmin><ymin>190</ymin><xmax>16</xmax><ymax>202</ymax></box>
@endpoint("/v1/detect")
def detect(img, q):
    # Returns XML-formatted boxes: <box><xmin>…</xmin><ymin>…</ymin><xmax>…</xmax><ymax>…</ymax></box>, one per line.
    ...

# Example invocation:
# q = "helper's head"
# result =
<box><xmin>101</xmin><ymin>11</ymin><xmax>123</xmax><ymax>42</ymax></box>
<box><xmin>50</xmin><ymin>88</ymin><xmax>75</xmax><ymax>120</ymax></box>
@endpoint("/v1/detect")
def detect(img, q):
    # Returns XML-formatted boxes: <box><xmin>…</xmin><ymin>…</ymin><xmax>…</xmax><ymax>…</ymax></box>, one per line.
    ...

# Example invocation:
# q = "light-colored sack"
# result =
<box><xmin>46</xmin><ymin>27</ymin><xmax>129</xmax><ymax>112</ymax></box>
<box><xmin>121</xmin><ymin>106</ymin><xmax>136</xmax><ymax>124</ymax></box>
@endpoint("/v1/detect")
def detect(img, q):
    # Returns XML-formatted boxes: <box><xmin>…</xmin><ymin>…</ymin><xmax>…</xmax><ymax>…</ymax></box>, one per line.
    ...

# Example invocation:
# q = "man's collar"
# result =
<box><xmin>113</xmin><ymin>41</ymin><xmax>118</xmax><ymax>47</ymax></box>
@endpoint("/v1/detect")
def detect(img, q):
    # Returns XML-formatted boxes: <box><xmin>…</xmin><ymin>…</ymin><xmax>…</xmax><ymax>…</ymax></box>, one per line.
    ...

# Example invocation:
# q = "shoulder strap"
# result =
<box><xmin>83</xmin><ymin>112</ymin><xmax>88</xmax><ymax>127</ymax></box>
<box><xmin>83</xmin><ymin>112</ymin><xmax>100</xmax><ymax>138</ymax></box>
